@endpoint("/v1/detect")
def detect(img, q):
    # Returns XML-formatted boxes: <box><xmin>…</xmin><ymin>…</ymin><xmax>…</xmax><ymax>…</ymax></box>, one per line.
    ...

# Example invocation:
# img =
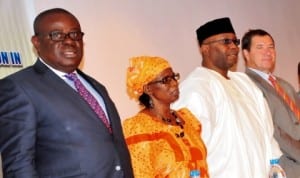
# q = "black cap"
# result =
<box><xmin>196</xmin><ymin>17</ymin><xmax>235</xmax><ymax>46</ymax></box>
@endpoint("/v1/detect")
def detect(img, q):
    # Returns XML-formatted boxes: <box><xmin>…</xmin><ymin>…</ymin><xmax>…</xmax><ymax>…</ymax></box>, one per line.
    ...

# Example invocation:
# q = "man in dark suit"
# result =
<box><xmin>242</xmin><ymin>29</ymin><xmax>300</xmax><ymax>178</ymax></box>
<box><xmin>0</xmin><ymin>8</ymin><xmax>134</xmax><ymax>178</ymax></box>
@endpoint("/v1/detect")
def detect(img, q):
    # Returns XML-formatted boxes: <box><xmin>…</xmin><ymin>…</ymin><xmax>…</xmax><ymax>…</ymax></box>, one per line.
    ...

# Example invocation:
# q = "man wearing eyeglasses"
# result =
<box><xmin>0</xmin><ymin>8</ymin><xmax>134</xmax><ymax>178</ymax></box>
<box><xmin>242</xmin><ymin>29</ymin><xmax>300</xmax><ymax>178</ymax></box>
<box><xmin>172</xmin><ymin>17</ymin><xmax>282</xmax><ymax>178</ymax></box>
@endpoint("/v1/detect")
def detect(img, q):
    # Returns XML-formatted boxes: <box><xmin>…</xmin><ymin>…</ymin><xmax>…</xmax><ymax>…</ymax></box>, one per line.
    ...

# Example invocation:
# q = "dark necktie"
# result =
<box><xmin>269</xmin><ymin>75</ymin><xmax>300</xmax><ymax>123</ymax></box>
<box><xmin>66</xmin><ymin>73</ymin><xmax>112</xmax><ymax>133</ymax></box>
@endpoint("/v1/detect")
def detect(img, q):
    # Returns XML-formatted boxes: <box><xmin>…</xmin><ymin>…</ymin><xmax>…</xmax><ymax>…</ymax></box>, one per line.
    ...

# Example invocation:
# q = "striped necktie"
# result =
<box><xmin>269</xmin><ymin>75</ymin><xmax>300</xmax><ymax>124</ymax></box>
<box><xmin>66</xmin><ymin>73</ymin><xmax>112</xmax><ymax>133</ymax></box>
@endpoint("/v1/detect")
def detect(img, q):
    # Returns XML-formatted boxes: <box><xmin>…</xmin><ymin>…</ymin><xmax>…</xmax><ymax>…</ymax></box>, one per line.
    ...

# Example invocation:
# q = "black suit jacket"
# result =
<box><xmin>0</xmin><ymin>60</ymin><xmax>134</xmax><ymax>178</ymax></box>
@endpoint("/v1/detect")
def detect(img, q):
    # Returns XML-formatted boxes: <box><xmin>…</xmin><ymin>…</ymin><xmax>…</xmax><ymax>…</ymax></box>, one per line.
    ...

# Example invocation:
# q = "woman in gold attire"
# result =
<box><xmin>123</xmin><ymin>56</ymin><xmax>209</xmax><ymax>178</ymax></box>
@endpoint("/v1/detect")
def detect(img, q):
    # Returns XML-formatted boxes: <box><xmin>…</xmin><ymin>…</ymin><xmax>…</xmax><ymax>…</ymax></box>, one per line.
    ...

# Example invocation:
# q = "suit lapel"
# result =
<box><xmin>76</xmin><ymin>69</ymin><xmax>120</xmax><ymax>132</ymax></box>
<box><xmin>33</xmin><ymin>59</ymin><xmax>79</xmax><ymax>94</ymax></box>
<box><xmin>76</xmin><ymin>70</ymin><xmax>124</xmax><ymax>135</ymax></box>
<box><xmin>246</xmin><ymin>68</ymin><xmax>279</xmax><ymax>98</ymax></box>
<box><xmin>33</xmin><ymin>60</ymin><xmax>106</xmax><ymax>125</ymax></box>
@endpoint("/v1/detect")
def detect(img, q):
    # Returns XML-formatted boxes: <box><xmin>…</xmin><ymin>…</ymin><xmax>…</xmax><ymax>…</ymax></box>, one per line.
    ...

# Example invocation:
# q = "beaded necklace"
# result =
<box><xmin>161</xmin><ymin>110</ymin><xmax>185</xmax><ymax>138</ymax></box>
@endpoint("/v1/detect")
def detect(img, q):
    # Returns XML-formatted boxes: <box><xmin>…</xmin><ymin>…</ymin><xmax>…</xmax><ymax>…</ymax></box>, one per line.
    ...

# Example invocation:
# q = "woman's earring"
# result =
<box><xmin>149</xmin><ymin>99</ymin><xmax>154</xmax><ymax>108</ymax></box>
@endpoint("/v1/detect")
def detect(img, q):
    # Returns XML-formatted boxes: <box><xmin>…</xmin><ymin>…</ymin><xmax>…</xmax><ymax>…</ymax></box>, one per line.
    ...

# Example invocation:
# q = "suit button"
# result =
<box><xmin>115</xmin><ymin>165</ymin><xmax>121</xmax><ymax>171</ymax></box>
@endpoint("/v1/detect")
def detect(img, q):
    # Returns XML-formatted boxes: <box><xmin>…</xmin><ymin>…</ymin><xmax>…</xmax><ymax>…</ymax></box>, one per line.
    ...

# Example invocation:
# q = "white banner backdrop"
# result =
<box><xmin>0</xmin><ymin>0</ymin><xmax>36</xmax><ymax>78</ymax></box>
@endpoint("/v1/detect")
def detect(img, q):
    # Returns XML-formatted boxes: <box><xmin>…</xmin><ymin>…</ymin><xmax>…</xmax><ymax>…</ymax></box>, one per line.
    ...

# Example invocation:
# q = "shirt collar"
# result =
<box><xmin>248</xmin><ymin>67</ymin><xmax>272</xmax><ymax>80</ymax></box>
<box><xmin>38</xmin><ymin>57</ymin><xmax>77</xmax><ymax>79</ymax></box>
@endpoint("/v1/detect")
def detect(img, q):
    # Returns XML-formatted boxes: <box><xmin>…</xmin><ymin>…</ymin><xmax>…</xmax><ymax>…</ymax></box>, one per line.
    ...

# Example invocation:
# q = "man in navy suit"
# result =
<box><xmin>0</xmin><ymin>8</ymin><xmax>134</xmax><ymax>178</ymax></box>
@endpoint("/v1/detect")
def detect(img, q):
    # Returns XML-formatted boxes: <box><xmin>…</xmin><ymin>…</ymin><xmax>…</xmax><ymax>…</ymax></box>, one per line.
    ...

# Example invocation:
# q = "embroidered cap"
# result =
<box><xmin>196</xmin><ymin>17</ymin><xmax>236</xmax><ymax>46</ymax></box>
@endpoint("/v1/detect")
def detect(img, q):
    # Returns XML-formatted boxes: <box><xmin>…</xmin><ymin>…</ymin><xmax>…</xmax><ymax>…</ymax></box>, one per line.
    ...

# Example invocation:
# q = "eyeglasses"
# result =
<box><xmin>39</xmin><ymin>31</ymin><xmax>84</xmax><ymax>41</ymax></box>
<box><xmin>149</xmin><ymin>73</ymin><xmax>180</xmax><ymax>85</ymax></box>
<box><xmin>202</xmin><ymin>38</ymin><xmax>240</xmax><ymax>46</ymax></box>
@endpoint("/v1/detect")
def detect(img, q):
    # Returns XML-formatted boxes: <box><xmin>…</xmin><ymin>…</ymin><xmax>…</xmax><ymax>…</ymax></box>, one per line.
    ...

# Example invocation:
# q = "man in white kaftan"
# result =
<box><xmin>172</xmin><ymin>17</ymin><xmax>282</xmax><ymax>178</ymax></box>
<box><xmin>173</xmin><ymin>67</ymin><xmax>282</xmax><ymax>178</ymax></box>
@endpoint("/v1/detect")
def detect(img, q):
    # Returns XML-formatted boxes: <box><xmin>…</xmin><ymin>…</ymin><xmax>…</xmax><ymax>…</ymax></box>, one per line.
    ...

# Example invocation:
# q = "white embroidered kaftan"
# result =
<box><xmin>172</xmin><ymin>67</ymin><xmax>282</xmax><ymax>178</ymax></box>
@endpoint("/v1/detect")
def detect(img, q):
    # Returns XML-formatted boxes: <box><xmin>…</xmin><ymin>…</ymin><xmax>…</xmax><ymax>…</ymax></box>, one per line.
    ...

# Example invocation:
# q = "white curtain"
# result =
<box><xmin>0</xmin><ymin>0</ymin><xmax>36</xmax><ymax>78</ymax></box>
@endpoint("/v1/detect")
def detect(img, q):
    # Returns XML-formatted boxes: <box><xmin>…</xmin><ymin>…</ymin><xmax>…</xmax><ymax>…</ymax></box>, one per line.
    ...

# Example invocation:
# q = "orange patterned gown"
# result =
<box><xmin>123</xmin><ymin>108</ymin><xmax>209</xmax><ymax>178</ymax></box>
